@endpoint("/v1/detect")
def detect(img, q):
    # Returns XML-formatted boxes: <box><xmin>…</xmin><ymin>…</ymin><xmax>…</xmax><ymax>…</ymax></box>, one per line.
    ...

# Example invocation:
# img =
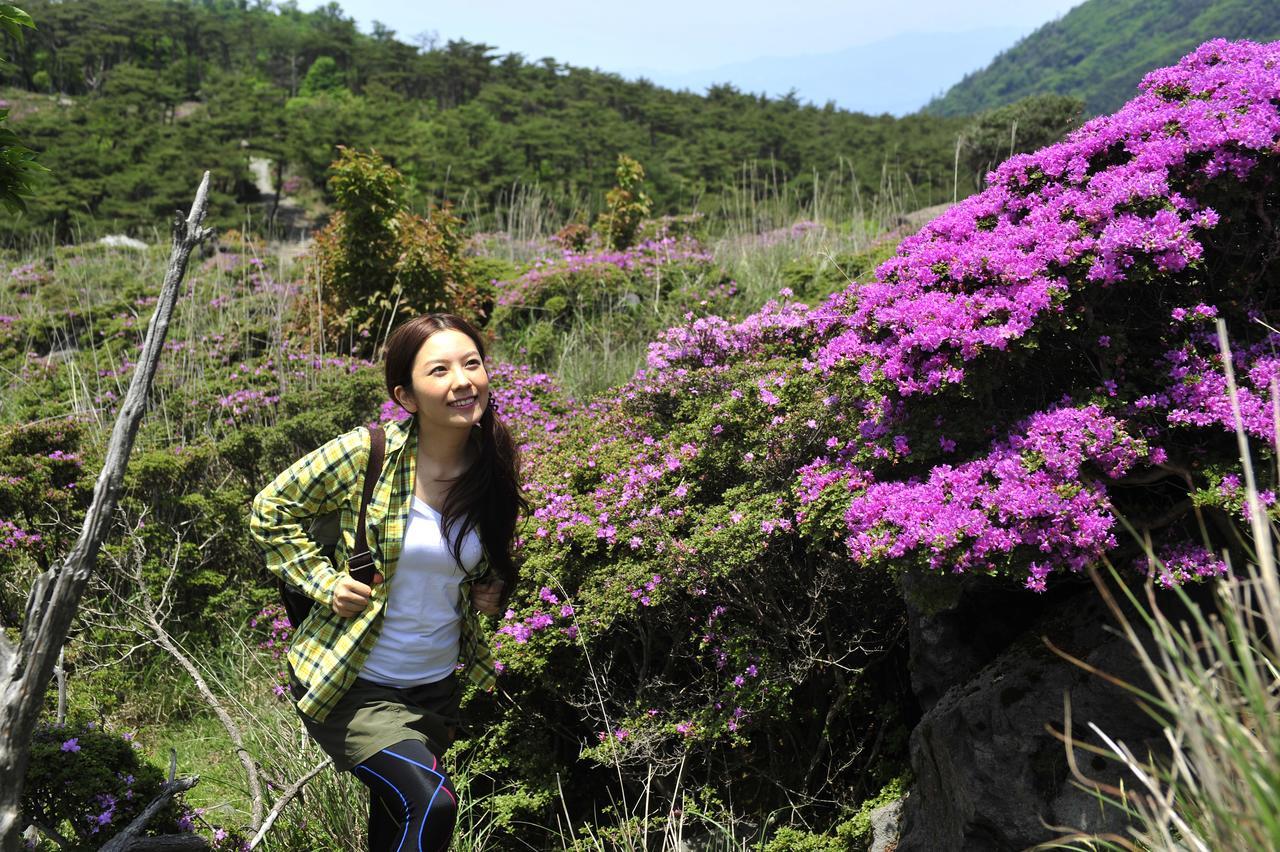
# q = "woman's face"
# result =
<box><xmin>393</xmin><ymin>328</ymin><xmax>489</xmax><ymax>432</ymax></box>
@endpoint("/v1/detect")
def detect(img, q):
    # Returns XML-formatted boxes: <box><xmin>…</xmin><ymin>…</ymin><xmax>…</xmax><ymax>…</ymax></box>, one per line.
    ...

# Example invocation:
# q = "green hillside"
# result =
<box><xmin>928</xmin><ymin>0</ymin><xmax>1280</xmax><ymax>116</ymax></box>
<box><xmin>0</xmin><ymin>0</ymin><xmax>970</xmax><ymax>244</ymax></box>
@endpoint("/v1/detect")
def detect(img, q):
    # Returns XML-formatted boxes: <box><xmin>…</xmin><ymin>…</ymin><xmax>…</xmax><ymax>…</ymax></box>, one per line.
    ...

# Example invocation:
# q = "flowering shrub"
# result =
<box><xmin>463</xmin><ymin>307</ymin><xmax>909</xmax><ymax>828</ymax></box>
<box><xmin>460</xmin><ymin>40</ymin><xmax>1280</xmax><ymax>837</ymax></box>
<box><xmin>494</xmin><ymin>237</ymin><xmax>723</xmax><ymax>314</ymax></box>
<box><xmin>22</xmin><ymin>719</ymin><xmax>185</xmax><ymax>845</ymax></box>
<box><xmin>0</xmin><ymin>419</ymin><xmax>90</xmax><ymax>576</ymax></box>
<box><xmin>796</xmin><ymin>38</ymin><xmax>1280</xmax><ymax>590</ymax></box>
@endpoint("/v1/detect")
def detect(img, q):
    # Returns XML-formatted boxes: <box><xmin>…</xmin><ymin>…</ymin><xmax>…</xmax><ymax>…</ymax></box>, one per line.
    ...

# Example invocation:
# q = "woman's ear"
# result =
<box><xmin>392</xmin><ymin>384</ymin><xmax>416</xmax><ymax>414</ymax></box>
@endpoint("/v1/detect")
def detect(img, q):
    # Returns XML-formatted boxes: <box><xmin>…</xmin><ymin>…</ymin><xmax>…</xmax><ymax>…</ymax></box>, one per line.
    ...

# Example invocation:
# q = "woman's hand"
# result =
<box><xmin>330</xmin><ymin>572</ymin><xmax>383</xmax><ymax>618</ymax></box>
<box><xmin>470</xmin><ymin>579</ymin><xmax>505</xmax><ymax>616</ymax></box>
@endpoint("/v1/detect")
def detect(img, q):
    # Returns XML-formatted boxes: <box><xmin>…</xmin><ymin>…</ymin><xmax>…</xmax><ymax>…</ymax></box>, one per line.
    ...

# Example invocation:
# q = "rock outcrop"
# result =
<box><xmin>897</xmin><ymin>575</ymin><xmax>1172</xmax><ymax>851</ymax></box>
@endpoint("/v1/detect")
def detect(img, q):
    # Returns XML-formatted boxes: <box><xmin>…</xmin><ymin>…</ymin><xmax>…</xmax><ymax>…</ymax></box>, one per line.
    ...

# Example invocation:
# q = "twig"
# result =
<box><xmin>248</xmin><ymin>759</ymin><xmax>331</xmax><ymax>849</ymax></box>
<box><xmin>54</xmin><ymin>647</ymin><xmax>66</xmax><ymax>726</ymax></box>
<box><xmin>132</xmin><ymin>536</ymin><xmax>266</xmax><ymax>831</ymax></box>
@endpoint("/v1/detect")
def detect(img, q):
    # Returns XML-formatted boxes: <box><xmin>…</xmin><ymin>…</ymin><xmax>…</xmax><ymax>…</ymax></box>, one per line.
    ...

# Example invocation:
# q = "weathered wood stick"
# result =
<box><xmin>248</xmin><ymin>759</ymin><xmax>331</xmax><ymax>849</ymax></box>
<box><xmin>99</xmin><ymin>776</ymin><xmax>203</xmax><ymax>852</ymax></box>
<box><xmin>0</xmin><ymin>173</ymin><xmax>214</xmax><ymax>852</ymax></box>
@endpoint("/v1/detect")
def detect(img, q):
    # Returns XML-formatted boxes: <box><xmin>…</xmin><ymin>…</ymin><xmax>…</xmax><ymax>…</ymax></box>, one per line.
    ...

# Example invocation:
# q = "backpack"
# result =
<box><xmin>279</xmin><ymin>424</ymin><xmax>386</xmax><ymax>628</ymax></box>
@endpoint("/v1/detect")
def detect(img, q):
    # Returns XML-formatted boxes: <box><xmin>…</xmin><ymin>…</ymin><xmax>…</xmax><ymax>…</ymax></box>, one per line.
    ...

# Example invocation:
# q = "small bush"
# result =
<box><xmin>595</xmin><ymin>154</ymin><xmax>653</xmax><ymax>251</ymax></box>
<box><xmin>311</xmin><ymin>148</ymin><xmax>480</xmax><ymax>354</ymax></box>
<box><xmin>22</xmin><ymin>718</ymin><xmax>186</xmax><ymax>846</ymax></box>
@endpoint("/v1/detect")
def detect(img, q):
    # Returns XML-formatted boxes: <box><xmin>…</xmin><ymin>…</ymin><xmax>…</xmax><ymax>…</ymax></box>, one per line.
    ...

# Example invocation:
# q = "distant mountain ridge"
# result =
<box><xmin>927</xmin><ymin>0</ymin><xmax>1280</xmax><ymax>116</ymax></box>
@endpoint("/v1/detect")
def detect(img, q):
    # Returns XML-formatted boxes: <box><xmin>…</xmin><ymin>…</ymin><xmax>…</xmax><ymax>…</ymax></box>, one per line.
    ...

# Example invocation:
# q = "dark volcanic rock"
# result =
<box><xmin>898</xmin><ymin>588</ymin><xmax>1165</xmax><ymax>851</ymax></box>
<box><xmin>900</xmin><ymin>570</ymin><xmax>1072</xmax><ymax>713</ymax></box>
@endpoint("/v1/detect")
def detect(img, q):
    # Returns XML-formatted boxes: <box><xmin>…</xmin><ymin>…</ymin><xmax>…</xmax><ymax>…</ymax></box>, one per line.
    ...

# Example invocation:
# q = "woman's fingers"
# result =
<box><xmin>331</xmin><ymin>575</ymin><xmax>375</xmax><ymax>618</ymax></box>
<box><xmin>471</xmin><ymin>581</ymin><xmax>504</xmax><ymax>615</ymax></box>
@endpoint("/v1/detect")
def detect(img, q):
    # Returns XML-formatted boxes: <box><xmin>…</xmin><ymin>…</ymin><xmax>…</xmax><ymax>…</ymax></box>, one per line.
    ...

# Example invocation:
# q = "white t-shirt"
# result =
<box><xmin>358</xmin><ymin>496</ymin><xmax>483</xmax><ymax>687</ymax></box>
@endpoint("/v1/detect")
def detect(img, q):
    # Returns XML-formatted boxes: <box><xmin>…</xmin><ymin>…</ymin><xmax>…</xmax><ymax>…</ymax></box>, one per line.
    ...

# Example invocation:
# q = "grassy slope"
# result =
<box><xmin>928</xmin><ymin>0</ymin><xmax>1280</xmax><ymax>116</ymax></box>
<box><xmin>2</xmin><ymin>203</ymin><xmax>904</xmax><ymax>846</ymax></box>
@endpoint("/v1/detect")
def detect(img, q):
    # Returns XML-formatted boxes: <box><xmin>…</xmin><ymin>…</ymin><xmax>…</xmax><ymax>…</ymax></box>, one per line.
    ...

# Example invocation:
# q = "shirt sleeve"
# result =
<box><xmin>250</xmin><ymin>427</ymin><xmax>370</xmax><ymax>608</ymax></box>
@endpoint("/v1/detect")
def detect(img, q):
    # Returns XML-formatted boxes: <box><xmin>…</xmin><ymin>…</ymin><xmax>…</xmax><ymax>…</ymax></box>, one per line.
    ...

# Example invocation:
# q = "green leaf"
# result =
<box><xmin>0</xmin><ymin>5</ymin><xmax>36</xmax><ymax>29</ymax></box>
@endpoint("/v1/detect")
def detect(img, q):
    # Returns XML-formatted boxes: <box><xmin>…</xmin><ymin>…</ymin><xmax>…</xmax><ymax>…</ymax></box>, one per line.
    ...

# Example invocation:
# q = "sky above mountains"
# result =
<box><xmin>298</xmin><ymin>0</ymin><xmax>1087</xmax><ymax>114</ymax></box>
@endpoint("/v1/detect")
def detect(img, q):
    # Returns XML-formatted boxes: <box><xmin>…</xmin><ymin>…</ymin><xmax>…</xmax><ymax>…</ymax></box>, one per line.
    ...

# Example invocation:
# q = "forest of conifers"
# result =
<box><xmin>0</xmin><ymin>0</ymin><xmax>974</xmax><ymax>243</ymax></box>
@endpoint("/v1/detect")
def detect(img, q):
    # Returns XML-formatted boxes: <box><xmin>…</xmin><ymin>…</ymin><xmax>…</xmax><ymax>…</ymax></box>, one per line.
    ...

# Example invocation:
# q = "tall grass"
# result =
<box><xmin>1048</xmin><ymin>320</ymin><xmax>1280</xmax><ymax>851</ymax></box>
<box><xmin>112</xmin><ymin>603</ymin><xmax>777</xmax><ymax>850</ymax></box>
<box><xmin>0</xmin><ymin>239</ymin><xmax>354</xmax><ymax>445</ymax></box>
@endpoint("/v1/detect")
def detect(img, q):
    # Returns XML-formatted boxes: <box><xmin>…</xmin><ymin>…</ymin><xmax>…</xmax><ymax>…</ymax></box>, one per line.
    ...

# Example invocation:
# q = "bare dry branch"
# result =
<box><xmin>248</xmin><ymin>759</ymin><xmax>331</xmax><ymax>849</ymax></box>
<box><xmin>0</xmin><ymin>174</ymin><xmax>213</xmax><ymax>852</ymax></box>
<box><xmin>98</xmin><ymin>776</ymin><xmax>203</xmax><ymax>852</ymax></box>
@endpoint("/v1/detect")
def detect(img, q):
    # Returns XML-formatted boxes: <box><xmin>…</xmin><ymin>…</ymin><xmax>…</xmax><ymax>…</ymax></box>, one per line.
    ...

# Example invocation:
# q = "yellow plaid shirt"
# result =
<box><xmin>251</xmin><ymin>416</ymin><xmax>497</xmax><ymax>722</ymax></box>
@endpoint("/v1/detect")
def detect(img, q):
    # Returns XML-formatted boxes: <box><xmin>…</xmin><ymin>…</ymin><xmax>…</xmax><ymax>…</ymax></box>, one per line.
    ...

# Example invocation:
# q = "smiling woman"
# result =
<box><xmin>250</xmin><ymin>312</ymin><xmax>528</xmax><ymax>851</ymax></box>
<box><xmin>391</xmin><ymin>328</ymin><xmax>491</xmax><ymax>438</ymax></box>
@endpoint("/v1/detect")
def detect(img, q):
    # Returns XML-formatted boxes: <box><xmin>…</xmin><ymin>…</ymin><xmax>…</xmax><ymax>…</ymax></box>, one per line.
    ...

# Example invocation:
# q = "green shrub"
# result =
<box><xmin>960</xmin><ymin>94</ymin><xmax>1084</xmax><ymax>188</ymax></box>
<box><xmin>489</xmin><ymin>234</ymin><xmax>736</xmax><ymax>385</ymax></box>
<box><xmin>594</xmin><ymin>154</ymin><xmax>652</xmax><ymax>251</ymax></box>
<box><xmin>311</xmin><ymin>147</ymin><xmax>480</xmax><ymax>354</ymax></box>
<box><xmin>779</xmin><ymin>240</ymin><xmax>900</xmax><ymax>302</ymax></box>
<box><xmin>22</xmin><ymin>717</ymin><xmax>186</xmax><ymax>847</ymax></box>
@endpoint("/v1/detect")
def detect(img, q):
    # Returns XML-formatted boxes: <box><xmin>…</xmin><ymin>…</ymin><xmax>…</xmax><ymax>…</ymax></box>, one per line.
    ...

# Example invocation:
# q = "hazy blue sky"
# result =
<box><xmin>296</xmin><ymin>0</ymin><xmax>1087</xmax><ymax>112</ymax></box>
<box><xmin>299</xmin><ymin>1</ymin><xmax>1084</xmax><ymax>70</ymax></box>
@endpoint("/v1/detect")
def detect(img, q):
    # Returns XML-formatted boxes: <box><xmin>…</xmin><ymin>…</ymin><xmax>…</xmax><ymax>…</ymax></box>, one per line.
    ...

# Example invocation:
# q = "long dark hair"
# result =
<box><xmin>384</xmin><ymin>314</ymin><xmax>527</xmax><ymax>598</ymax></box>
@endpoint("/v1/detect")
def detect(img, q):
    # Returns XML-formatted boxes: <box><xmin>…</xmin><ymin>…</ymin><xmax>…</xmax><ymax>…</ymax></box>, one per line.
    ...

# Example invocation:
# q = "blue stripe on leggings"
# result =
<box><xmin>383</xmin><ymin>749</ymin><xmax>448</xmax><ymax>851</ymax></box>
<box><xmin>355</xmin><ymin>764</ymin><xmax>411</xmax><ymax>852</ymax></box>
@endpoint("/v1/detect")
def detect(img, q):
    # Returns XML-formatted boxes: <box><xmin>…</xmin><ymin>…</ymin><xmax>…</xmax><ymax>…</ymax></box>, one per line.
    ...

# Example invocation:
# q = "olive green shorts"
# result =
<box><xmin>290</xmin><ymin>670</ymin><xmax>462</xmax><ymax>772</ymax></box>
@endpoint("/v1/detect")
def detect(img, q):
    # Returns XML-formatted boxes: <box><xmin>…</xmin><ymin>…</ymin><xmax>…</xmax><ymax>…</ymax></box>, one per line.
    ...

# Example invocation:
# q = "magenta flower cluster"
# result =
<box><xmin>495</xmin><ymin>587</ymin><xmax>577</xmax><ymax>647</ymax></box>
<box><xmin>1139</xmin><ymin>541</ymin><xmax>1229</xmax><ymax>589</ymax></box>
<box><xmin>813</xmin><ymin>39</ymin><xmax>1278</xmax><ymax>397</ymax></box>
<box><xmin>645</xmin><ymin>295</ymin><xmax>816</xmax><ymax>371</ymax></box>
<box><xmin>839</xmin><ymin>404</ymin><xmax>1146</xmax><ymax>591</ymax></box>
<box><xmin>250</xmin><ymin>605</ymin><xmax>294</xmax><ymax>698</ymax></box>
<box><xmin>1138</xmin><ymin>315</ymin><xmax>1280</xmax><ymax>445</ymax></box>
<box><xmin>0</xmin><ymin>519</ymin><xmax>42</xmax><ymax>552</ymax></box>
<box><xmin>217</xmin><ymin>388</ymin><xmax>281</xmax><ymax>417</ymax></box>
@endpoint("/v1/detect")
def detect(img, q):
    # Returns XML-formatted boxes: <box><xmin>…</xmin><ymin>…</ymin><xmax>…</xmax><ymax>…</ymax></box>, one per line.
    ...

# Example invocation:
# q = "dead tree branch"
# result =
<box><xmin>99</xmin><ymin>772</ymin><xmax>204</xmax><ymax>852</ymax></box>
<box><xmin>130</xmin><ymin>536</ymin><xmax>265</xmax><ymax>830</ymax></box>
<box><xmin>248</xmin><ymin>759</ymin><xmax>331</xmax><ymax>850</ymax></box>
<box><xmin>0</xmin><ymin>174</ymin><xmax>213</xmax><ymax>852</ymax></box>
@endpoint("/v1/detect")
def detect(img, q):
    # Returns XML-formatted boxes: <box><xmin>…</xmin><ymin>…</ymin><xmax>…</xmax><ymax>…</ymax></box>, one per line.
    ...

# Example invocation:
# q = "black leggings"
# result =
<box><xmin>354</xmin><ymin>739</ymin><xmax>457</xmax><ymax>852</ymax></box>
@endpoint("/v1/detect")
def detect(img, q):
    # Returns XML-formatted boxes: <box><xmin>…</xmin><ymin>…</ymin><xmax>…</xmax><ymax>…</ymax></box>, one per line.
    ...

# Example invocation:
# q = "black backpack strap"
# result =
<box><xmin>347</xmin><ymin>423</ymin><xmax>385</xmax><ymax>584</ymax></box>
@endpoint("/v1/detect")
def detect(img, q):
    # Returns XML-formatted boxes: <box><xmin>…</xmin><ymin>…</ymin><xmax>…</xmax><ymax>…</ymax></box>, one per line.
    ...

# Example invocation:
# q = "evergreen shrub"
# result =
<box><xmin>311</xmin><ymin>148</ymin><xmax>482</xmax><ymax>354</ymax></box>
<box><xmin>490</xmin><ymin>235</ymin><xmax>737</xmax><ymax>371</ymax></box>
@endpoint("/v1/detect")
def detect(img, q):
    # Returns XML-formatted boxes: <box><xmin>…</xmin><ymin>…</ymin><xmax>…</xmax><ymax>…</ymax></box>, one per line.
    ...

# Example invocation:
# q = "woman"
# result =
<box><xmin>251</xmin><ymin>314</ymin><xmax>525</xmax><ymax>851</ymax></box>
